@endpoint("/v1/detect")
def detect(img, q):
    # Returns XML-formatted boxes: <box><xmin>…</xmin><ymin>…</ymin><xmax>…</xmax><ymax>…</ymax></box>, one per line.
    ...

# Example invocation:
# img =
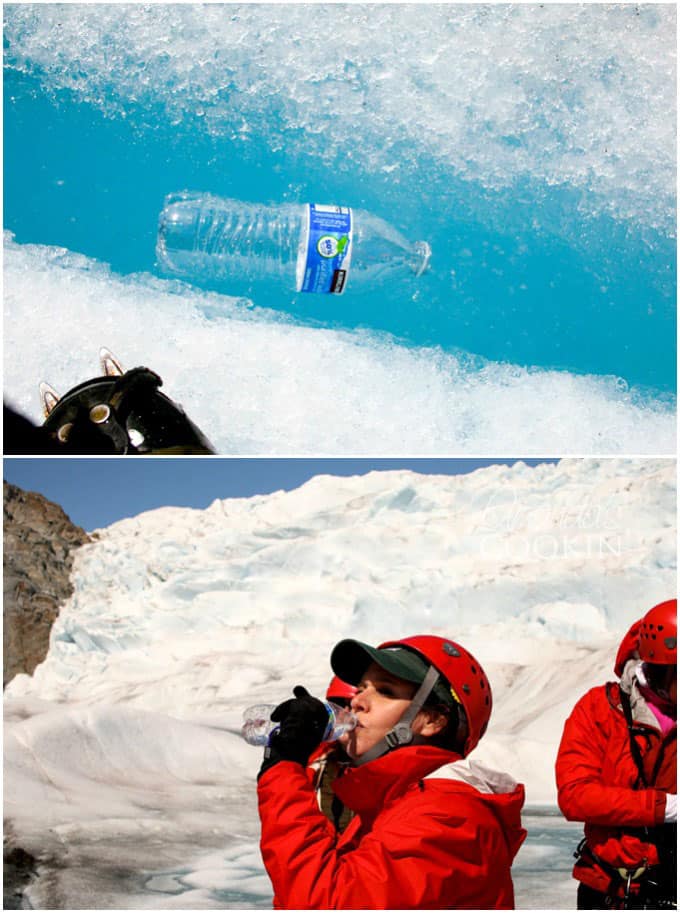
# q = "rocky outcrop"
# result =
<box><xmin>3</xmin><ymin>841</ymin><xmax>38</xmax><ymax>910</ymax></box>
<box><xmin>3</xmin><ymin>481</ymin><xmax>91</xmax><ymax>687</ymax></box>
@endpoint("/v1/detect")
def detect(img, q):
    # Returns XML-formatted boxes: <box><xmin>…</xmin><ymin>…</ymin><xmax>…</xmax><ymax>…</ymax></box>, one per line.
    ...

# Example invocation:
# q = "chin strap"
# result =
<box><xmin>352</xmin><ymin>665</ymin><xmax>442</xmax><ymax>767</ymax></box>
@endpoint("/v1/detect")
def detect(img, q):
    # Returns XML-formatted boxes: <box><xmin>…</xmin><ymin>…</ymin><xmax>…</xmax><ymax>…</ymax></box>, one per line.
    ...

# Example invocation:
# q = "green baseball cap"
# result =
<box><xmin>330</xmin><ymin>639</ymin><xmax>455</xmax><ymax>707</ymax></box>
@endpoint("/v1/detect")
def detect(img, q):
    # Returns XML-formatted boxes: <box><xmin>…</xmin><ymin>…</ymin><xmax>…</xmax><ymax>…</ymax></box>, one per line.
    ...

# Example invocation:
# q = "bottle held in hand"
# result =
<box><xmin>241</xmin><ymin>700</ymin><xmax>357</xmax><ymax>746</ymax></box>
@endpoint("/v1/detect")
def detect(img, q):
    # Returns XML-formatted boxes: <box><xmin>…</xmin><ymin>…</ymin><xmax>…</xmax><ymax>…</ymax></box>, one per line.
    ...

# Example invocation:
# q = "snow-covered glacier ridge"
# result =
<box><xmin>8</xmin><ymin>457</ymin><xmax>675</xmax><ymax>764</ymax></box>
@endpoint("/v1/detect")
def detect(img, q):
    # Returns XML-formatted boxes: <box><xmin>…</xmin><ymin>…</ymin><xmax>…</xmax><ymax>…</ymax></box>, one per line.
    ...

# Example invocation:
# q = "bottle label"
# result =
<box><xmin>298</xmin><ymin>204</ymin><xmax>352</xmax><ymax>294</ymax></box>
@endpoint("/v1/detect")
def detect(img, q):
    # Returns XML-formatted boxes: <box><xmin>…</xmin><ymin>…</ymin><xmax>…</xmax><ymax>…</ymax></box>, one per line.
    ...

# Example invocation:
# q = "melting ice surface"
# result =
<box><xmin>3</xmin><ymin>4</ymin><xmax>677</xmax><ymax>453</ymax></box>
<box><xmin>4</xmin><ymin>460</ymin><xmax>676</xmax><ymax>908</ymax></box>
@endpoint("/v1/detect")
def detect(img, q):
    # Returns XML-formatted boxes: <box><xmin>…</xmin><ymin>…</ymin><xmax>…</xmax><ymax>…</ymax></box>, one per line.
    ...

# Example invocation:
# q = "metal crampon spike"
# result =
<box><xmin>39</xmin><ymin>381</ymin><xmax>61</xmax><ymax>418</ymax></box>
<box><xmin>99</xmin><ymin>347</ymin><xmax>125</xmax><ymax>377</ymax></box>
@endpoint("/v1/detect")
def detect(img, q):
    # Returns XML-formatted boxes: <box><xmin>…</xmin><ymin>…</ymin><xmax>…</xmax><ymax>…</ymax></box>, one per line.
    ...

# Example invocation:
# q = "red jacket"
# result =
<box><xmin>258</xmin><ymin>744</ymin><xmax>526</xmax><ymax>910</ymax></box>
<box><xmin>555</xmin><ymin>681</ymin><xmax>676</xmax><ymax>895</ymax></box>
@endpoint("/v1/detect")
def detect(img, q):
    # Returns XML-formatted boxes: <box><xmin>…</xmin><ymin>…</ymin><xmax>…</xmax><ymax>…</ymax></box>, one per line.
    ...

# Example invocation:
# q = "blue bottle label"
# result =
<box><xmin>298</xmin><ymin>204</ymin><xmax>352</xmax><ymax>294</ymax></box>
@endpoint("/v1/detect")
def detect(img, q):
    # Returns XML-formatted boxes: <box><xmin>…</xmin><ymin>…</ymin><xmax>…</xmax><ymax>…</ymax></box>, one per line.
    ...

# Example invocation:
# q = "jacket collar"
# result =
<box><xmin>333</xmin><ymin>744</ymin><xmax>461</xmax><ymax>816</ymax></box>
<box><xmin>619</xmin><ymin>658</ymin><xmax>671</xmax><ymax>731</ymax></box>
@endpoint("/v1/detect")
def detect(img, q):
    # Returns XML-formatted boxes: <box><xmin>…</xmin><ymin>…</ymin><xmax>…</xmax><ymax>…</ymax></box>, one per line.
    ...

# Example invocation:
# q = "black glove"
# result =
<box><xmin>258</xmin><ymin>685</ymin><xmax>329</xmax><ymax>779</ymax></box>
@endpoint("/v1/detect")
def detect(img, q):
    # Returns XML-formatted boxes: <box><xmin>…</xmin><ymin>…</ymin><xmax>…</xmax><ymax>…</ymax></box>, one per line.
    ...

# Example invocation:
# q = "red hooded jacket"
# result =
<box><xmin>555</xmin><ymin>676</ymin><xmax>676</xmax><ymax>896</ymax></box>
<box><xmin>258</xmin><ymin>744</ymin><xmax>526</xmax><ymax>909</ymax></box>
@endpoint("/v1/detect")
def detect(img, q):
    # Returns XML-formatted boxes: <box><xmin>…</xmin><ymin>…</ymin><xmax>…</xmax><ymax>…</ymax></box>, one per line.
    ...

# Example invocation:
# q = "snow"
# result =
<box><xmin>4</xmin><ymin>458</ymin><xmax>676</xmax><ymax>908</ymax></box>
<box><xmin>3</xmin><ymin>235</ymin><xmax>676</xmax><ymax>455</ymax></box>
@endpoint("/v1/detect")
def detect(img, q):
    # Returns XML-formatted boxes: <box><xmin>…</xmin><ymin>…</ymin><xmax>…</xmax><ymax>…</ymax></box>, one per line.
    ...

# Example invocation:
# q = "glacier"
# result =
<box><xmin>4</xmin><ymin>4</ymin><xmax>675</xmax><ymax>233</ymax></box>
<box><xmin>4</xmin><ymin>458</ymin><xmax>676</xmax><ymax>908</ymax></box>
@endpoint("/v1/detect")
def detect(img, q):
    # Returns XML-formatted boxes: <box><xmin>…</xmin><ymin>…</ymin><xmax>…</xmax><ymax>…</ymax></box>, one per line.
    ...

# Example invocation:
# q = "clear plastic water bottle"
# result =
<box><xmin>241</xmin><ymin>701</ymin><xmax>357</xmax><ymax>746</ymax></box>
<box><xmin>156</xmin><ymin>192</ymin><xmax>431</xmax><ymax>295</ymax></box>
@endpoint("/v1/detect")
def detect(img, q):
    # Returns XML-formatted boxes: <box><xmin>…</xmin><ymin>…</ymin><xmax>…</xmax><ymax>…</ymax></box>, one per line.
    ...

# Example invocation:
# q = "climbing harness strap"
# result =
<box><xmin>575</xmin><ymin>838</ymin><xmax>653</xmax><ymax>908</ymax></box>
<box><xmin>619</xmin><ymin>687</ymin><xmax>650</xmax><ymax>788</ymax></box>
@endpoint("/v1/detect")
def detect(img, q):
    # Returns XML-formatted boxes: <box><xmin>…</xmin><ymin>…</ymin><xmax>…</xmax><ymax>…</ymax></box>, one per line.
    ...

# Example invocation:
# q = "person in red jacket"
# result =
<box><xmin>555</xmin><ymin>599</ymin><xmax>677</xmax><ymax>909</ymax></box>
<box><xmin>257</xmin><ymin>634</ymin><xmax>526</xmax><ymax>909</ymax></box>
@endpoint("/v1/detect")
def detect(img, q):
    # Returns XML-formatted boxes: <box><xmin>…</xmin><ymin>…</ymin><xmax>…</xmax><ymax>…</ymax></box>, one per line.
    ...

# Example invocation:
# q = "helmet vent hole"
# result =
<box><xmin>470</xmin><ymin>665</ymin><xmax>477</xmax><ymax>674</ymax></box>
<box><xmin>89</xmin><ymin>404</ymin><xmax>111</xmax><ymax>424</ymax></box>
<box><xmin>57</xmin><ymin>423</ymin><xmax>73</xmax><ymax>442</ymax></box>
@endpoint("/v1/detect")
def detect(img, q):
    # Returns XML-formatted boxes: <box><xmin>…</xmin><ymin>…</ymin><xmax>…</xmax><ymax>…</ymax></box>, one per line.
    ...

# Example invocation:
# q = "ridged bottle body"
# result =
<box><xmin>156</xmin><ymin>192</ymin><xmax>430</xmax><ymax>293</ymax></box>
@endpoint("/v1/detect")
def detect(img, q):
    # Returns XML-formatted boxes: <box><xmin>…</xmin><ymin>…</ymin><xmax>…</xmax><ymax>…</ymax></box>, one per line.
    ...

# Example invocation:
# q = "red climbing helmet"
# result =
<box><xmin>332</xmin><ymin>633</ymin><xmax>492</xmax><ymax>758</ymax></box>
<box><xmin>614</xmin><ymin>619</ymin><xmax>642</xmax><ymax>678</ymax></box>
<box><xmin>326</xmin><ymin>675</ymin><xmax>358</xmax><ymax>703</ymax></box>
<box><xmin>638</xmin><ymin>599</ymin><xmax>677</xmax><ymax>664</ymax></box>
<box><xmin>379</xmin><ymin>635</ymin><xmax>492</xmax><ymax>756</ymax></box>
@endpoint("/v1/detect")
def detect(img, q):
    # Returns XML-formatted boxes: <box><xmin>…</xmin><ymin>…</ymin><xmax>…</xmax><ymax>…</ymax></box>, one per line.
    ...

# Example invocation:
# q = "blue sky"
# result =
<box><xmin>3</xmin><ymin>458</ymin><xmax>557</xmax><ymax>532</ymax></box>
